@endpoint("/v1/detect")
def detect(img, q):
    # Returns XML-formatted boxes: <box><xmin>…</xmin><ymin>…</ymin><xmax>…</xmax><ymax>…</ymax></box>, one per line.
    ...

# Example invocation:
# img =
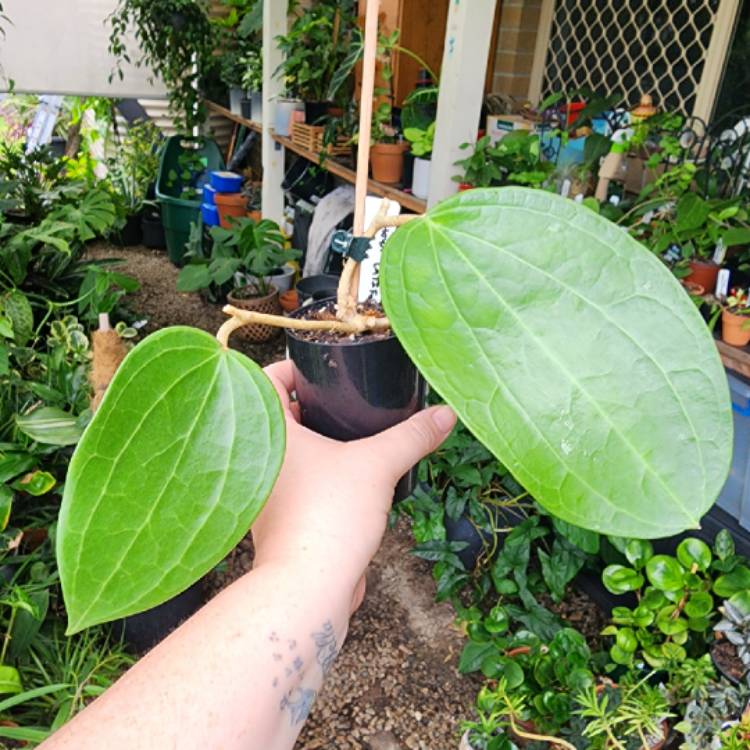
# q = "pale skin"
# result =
<box><xmin>40</xmin><ymin>359</ymin><xmax>456</xmax><ymax>750</ymax></box>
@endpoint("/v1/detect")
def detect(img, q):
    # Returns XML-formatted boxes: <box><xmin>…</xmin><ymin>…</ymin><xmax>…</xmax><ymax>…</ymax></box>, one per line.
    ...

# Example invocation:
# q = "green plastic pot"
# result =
<box><xmin>155</xmin><ymin>136</ymin><xmax>224</xmax><ymax>265</ymax></box>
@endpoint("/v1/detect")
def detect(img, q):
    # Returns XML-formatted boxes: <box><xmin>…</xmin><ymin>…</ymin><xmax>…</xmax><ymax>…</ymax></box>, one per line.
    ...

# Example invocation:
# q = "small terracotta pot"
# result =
<box><xmin>280</xmin><ymin>289</ymin><xmax>299</xmax><ymax>313</ymax></box>
<box><xmin>370</xmin><ymin>142</ymin><xmax>406</xmax><ymax>184</ymax></box>
<box><xmin>247</xmin><ymin>209</ymin><xmax>262</xmax><ymax>222</ymax></box>
<box><xmin>215</xmin><ymin>192</ymin><xmax>247</xmax><ymax>229</ymax></box>
<box><xmin>681</xmin><ymin>281</ymin><xmax>705</xmax><ymax>296</ymax></box>
<box><xmin>458</xmin><ymin>182</ymin><xmax>474</xmax><ymax>192</ymax></box>
<box><xmin>722</xmin><ymin>309</ymin><xmax>750</xmax><ymax>348</ymax></box>
<box><xmin>684</xmin><ymin>260</ymin><xmax>720</xmax><ymax>294</ymax></box>
<box><xmin>226</xmin><ymin>285</ymin><xmax>282</xmax><ymax>343</ymax></box>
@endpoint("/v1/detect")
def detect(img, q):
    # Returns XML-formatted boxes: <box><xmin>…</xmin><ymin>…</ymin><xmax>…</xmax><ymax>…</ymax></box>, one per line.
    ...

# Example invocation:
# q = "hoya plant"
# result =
<box><xmin>57</xmin><ymin>187</ymin><xmax>732</xmax><ymax>632</ymax></box>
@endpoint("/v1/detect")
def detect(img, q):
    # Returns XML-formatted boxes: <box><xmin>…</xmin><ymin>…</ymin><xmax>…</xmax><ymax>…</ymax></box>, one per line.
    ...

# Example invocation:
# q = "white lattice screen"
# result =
<box><xmin>539</xmin><ymin>0</ymin><xmax>723</xmax><ymax>115</ymax></box>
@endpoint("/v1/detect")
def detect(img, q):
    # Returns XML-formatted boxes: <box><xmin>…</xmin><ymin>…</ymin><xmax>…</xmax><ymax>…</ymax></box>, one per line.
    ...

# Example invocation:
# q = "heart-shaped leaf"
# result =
<box><xmin>57</xmin><ymin>327</ymin><xmax>285</xmax><ymax>634</ymax></box>
<box><xmin>381</xmin><ymin>187</ymin><xmax>732</xmax><ymax>538</ymax></box>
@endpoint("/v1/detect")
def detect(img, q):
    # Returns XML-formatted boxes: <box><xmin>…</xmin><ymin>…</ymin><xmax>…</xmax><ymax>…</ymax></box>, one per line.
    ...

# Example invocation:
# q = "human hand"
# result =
<box><xmin>251</xmin><ymin>359</ymin><xmax>456</xmax><ymax>606</ymax></box>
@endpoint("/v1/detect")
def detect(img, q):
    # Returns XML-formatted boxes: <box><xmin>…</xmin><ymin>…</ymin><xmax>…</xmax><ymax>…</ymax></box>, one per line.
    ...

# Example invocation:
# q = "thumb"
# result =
<box><xmin>361</xmin><ymin>405</ymin><xmax>456</xmax><ymax>482</ymax></box>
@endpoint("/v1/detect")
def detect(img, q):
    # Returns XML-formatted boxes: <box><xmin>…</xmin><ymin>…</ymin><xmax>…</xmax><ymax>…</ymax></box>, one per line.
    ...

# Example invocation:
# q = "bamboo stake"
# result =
<box><xmin>336</xmin><ymin>0</ymin><xmax>380</xmax><ymax>320</ymax></box>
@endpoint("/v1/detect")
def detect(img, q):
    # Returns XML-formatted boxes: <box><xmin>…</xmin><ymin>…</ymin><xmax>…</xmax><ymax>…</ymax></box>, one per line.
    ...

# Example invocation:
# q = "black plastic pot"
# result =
<box><xmin>114</xmin><ymin>212</ymin><xmax>143</xmax><ymax>247</ymax></box>
<box><xmin>240</xmin><ymin>98</ymin><xmax>253</xmax><ymax>120</ymax></box>
<box><xmin>286</xmin><ymin>300</ymin><xmax>426</xmax><ymax>500</ymax></box>
<box><xmin>403</xmin><ymin>150</ymin><xmax>415</xmax><ymax>190</ymax></box>
<box><xmin>113</xmin><ymin>579</ymin><xmax>205</xmax><ymax>654</ymax></box>
<box><xmin>296</xmin><ymin>275</ymin><xmax>339</xmax><ymax>305</ymax></box>
<box><xmin>142</xmin><ymin>211</ymin><xmax>166</xmax><ymax>249</ymax></box>
<box><xmin>304</xmin><ymin>100</ymin><xmax>330</xmax><ymax>125</ymax></box>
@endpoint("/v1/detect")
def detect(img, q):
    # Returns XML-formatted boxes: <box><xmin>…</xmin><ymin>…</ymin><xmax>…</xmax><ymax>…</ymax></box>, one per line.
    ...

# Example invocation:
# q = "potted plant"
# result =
<box><xmin>274</xmin><ymin>0</ymin><xmax>358</xmax><ymax>124</ymax></box>
<box><xmin>240</xmin><ymin>47</ymin><xmax>263</xmax><ymax>121</ymax></box>
<box><xmin>404</xmin><ymin>121</ymin><xmax>435</xmax><ymax>200</ymax></box>
<box><xmin>722</xmin><ymin>288</ymin><xmax>750</xmax><ymax>348</ymax></box>
<box><xmin>370</xmin><ymin>99</ymin><xmax>405</xmax><ymax>184</ymax></box>
<box><xmin>107</xmin><ymin>120</ymin><xmax>162</xmax><ymax>247</ymax></box>
<box><xmin>574</xmin><ymin>678</ymin><xmax>673</xmax><ymax>749</ymax></box>
<box><xmin>675</xmin><ymin>681</ymin><xmax>750</xmax><ymax>748</ymax></box>
<box><xmin>712</xmin><ymin>599</ymin><xmax>750</xmax><ymax>685</ymax></box>
<box><xmin>453</xmin><ymin>136</ymin><xmax>503</xmax><ymax>190</ymax></box>
<box><xmin>176</xmin><ymin>216</ymin><xmax>300</xmax><ymax>342</ymax></box>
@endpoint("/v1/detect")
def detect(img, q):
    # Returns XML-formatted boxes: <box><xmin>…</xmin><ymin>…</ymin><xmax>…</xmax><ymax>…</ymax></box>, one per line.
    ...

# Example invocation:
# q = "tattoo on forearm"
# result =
<box><xmin>312</xmin><ymin>620</ymin><xmax>337</xmax><ymax>675</ymax></box>
<box><xmin>280</xmin><ymin>687</ymin><xmax>317</xmax><ymax>726</ymax></box>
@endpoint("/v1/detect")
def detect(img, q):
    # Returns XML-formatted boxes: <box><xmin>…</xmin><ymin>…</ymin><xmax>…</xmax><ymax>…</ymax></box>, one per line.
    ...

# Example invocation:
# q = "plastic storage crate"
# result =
<box><xmin>717</xmin><ymin>371</ymin><xmax>750</xmax><ymax>530</ymax></box>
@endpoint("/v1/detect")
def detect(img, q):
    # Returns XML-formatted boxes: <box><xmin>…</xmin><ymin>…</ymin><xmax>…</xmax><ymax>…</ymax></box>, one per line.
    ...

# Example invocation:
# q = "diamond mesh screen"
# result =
<box><xmin>541</xmin><ymin>0</ymin><xmax>721</xmax><ymax>115</ymax></box>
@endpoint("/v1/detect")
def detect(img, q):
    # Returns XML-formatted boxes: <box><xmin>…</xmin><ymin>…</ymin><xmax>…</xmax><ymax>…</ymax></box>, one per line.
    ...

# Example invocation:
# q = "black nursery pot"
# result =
<box><xmin>113</xmin><ymin>579</ymin><xmax>205</xmax><ymax>654</ymax></box>
<box><xmin>141</xmin><ymin>211</ymin><xmax>166</xmax><ymax>249</ymax></box>
<box><xmin>114</xmin><ymin>213</ymin><xmax>143</xmax><ymax>247</ymax></box>
<box><xmin>240</xmin><ymin>98</ymin><xmax>253</xmax><ymax>120</ymax></box>
<box><xmin>285</xmin><ymin>300</ymin><xmax>426</xmax><ymax>500</ymax></box>
<box><xmin>304</xmin><ymin>100</ymin><xmax>330</xmax><ymax>125</ymax></box>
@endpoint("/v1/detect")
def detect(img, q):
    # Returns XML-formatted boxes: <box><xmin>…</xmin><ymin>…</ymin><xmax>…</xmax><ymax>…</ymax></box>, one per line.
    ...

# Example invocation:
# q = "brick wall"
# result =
<box><xmin>491</xmin><ymin>0</ymin><xmax>543</xmax><ymax>98</ymax></box>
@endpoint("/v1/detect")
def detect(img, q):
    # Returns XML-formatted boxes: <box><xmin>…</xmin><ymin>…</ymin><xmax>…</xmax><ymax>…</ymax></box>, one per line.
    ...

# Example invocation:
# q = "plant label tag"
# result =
<box><xmin>716</xmin><ymin>268</ymin><xmax>730</xmax><ymax>300</ymax></box>
<box><xmin>713</xmin><ymin>239</ymin><xmax>727</xmax><ymax>266</ymax></box>
<box><xmin>560</xmin><ymin>179</ymin><xmax>571</xmax><ymax>198</ymax></box>
<box><xmin>358</xmin><ymin>197</ymin><xmax>402</xmax><ymax>302</ymax></box>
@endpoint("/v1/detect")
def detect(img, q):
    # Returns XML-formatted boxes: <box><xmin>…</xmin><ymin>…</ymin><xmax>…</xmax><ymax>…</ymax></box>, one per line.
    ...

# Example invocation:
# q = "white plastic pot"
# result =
<box><xmin>274</xmin><ymin>98</ymin><xmax>303</xmax><ymax>137</ymax></box>
<box><xmin>265</xmin><ymin>264</ymin><xmax>295</xmax><ymax>293</ymax></box>
<box><xmin>412</xmin><ymin>156</ymin><xmax>431</xmax><ymax>200</ymax></box>
<box><xmin>229</xmin><ymin>88</ymin><xmax>243</xmax><ymax>116</ymax></box>
<box><xmin>250</xmin><ymin>91</ymin><xmax>263</xmax><ymax>123</ymax></box>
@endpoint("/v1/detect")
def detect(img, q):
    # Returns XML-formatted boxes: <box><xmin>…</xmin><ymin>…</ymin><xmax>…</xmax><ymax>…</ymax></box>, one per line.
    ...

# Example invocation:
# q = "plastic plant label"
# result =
<box><xmin>358</xmin><ymin>196</ymin><xmax>401</xmax><ymax>302</ymax></box>
<box><xmin>381</xmin><ymin>187</ymin><xmax>732</xmax><ymax>539</ymax></box>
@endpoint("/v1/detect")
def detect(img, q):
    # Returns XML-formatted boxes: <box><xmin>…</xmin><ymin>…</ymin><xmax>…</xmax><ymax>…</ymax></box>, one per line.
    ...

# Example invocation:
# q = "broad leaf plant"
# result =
<box><xmin>58</xmin><ymin>188</ymin><xmax>732</xmax><ymax>632</ymax></box>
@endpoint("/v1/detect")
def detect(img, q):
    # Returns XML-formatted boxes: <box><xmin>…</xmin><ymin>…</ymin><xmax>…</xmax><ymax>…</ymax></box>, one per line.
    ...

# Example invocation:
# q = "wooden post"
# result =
<box><xmin>261</xmin><ymin>0</ymin><xmax>286</xmax><ymax>223</ymax></box>
<box><xmin>427</xmin><ymin>0</ymin><xmax>499</xmax><ymax>208</ymax></box>
<box><xmin>692</xmin><ymin>0</ymin><xmax>741</xmax><ymax>122</ymax></box>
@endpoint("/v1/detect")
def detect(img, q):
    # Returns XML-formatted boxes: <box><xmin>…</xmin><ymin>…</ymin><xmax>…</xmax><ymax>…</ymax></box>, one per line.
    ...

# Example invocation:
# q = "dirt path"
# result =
<box><xmin>87</xmin><ymin>243</ymin><xmax>477</xmax><ymax>750</ymax></box>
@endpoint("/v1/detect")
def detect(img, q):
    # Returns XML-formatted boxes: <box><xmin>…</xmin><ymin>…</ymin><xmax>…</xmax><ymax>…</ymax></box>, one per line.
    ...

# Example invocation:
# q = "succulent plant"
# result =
<box><xmin>676</xmin><ymin>680</ymin><xmax>750</xmax><ymax>750</ymax></box>
<box><xmin>715</xmin><ymin>600</ymin><xmax>750</xmax><ymax>680</ymax></box>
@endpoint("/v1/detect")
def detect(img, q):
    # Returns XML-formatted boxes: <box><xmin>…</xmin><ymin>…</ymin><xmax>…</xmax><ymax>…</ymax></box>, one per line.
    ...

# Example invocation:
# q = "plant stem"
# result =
<box><xmin>394</xmin><ymin>44</ymin><xmax>439</xmax><ymax>84</ymax></box>
<box><xmin>216</xmin><ymin>305</ymin><xmax>391</xmax><ymax>349</ymax></box>
<box><xmin>508</xmin><ymin>715</ymin><xmax>577</xmax><ymax>750</ymax></box>
<box><xmin>1</xmin><ymin>607</ymin><xmax>17</xmax><ymax>665</ymax></box>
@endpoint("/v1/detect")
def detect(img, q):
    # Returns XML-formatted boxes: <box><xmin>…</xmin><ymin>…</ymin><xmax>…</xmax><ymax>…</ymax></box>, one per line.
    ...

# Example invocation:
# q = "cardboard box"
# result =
<box><xmin>486</xmin><ymin>114</ymin><xmax>535</xmax><ymax>144</ymax></box>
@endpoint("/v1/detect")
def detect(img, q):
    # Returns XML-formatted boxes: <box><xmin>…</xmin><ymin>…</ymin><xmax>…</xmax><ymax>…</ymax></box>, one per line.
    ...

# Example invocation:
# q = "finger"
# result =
<box><xmin>360</xmin><ymin>406</ymin><xmax>456</xmax><ymax>481</ymax></box>
<box><xmin>264</xmin><ymin>360</ymin><xmax>296</xmax><ymax>412</ymax></box>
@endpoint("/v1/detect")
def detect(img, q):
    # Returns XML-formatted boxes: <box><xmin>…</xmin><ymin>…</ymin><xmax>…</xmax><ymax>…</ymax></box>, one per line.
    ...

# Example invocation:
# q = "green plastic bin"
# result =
<box><xmin>155</xmin><ymin>136</ymin><xmax>224</xmax><ymax>265</ymax></box>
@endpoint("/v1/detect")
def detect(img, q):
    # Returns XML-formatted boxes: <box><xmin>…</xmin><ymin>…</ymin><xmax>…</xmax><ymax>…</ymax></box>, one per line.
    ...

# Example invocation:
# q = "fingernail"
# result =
<box><xmin>431</xmin><ymin>405</ymin><xmax>456</xmax><ymax>432</ymax></box>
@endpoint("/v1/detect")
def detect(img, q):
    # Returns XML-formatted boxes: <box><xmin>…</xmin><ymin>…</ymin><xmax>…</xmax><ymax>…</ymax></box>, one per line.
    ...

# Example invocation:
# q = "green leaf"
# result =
<box><xmin>684</xmin><ymin>591</ymin><xmax>714</xmax><ymax>619</ymax></box>
<box><xmin>0</xmin><ymin>453</ymin><xmax>35</xmax><ymax>483</ymax></box>
<box><xmin>552</xmin><ymin>517</ymin><xmax>600</xmax><ymax>553</ymax></box>
<box><xmin>728</xmin><ymin>590</ymin><xmax>750</xmax><ymax>617</ymax></box>
<box><xmin>714</xmin><ymin>529</ymin><xmax>735</xmax><ymax>561</ymax></box>
<box><xmin>3</xmin><ymin>290</ymin><xmax>33</xmax><ymax>345</ymax></box>
<box><xmin>176</xmin><ymin>263</ymin><xmax>212</xmax><ymax>293</ymax></box>
<box><xmin>0</xmin><ymin>683</ymin><xmax>69</xmax><ymax>713</ymax></box>
<box><xmin>615</xmin><ymin>627</ymin><xmax>638</xmax><ymax>653</ymax></box>
<box><xmin>602</xmin><ymin>564</ymin><xmax>643</xmax><ymax>595</ymax></box>
<box><xmin>624</xmin><ymin>539</ymin><xmax>653</xmax><ymax>570</ymax></box>
<box><xmin>714</xmin><ymin>566</ymin><xmax>750</xmax><ymax>598</ymax></box>
<box><xmin>0</xmin><ymin>665</ymin><xmax>22</xmax><ymax>695</ymax></box>
<box><xmin>380</xmin><ymin>188</ymin><xmax>731</xmax><ymax>538</ymax></box>
<box><xmin>646</xmin><ymin>555</ymin><xmax>685</xmax><ymax>591</ymax></box>
<box><xmin>459</xmin><ymin>641</ymin><xmax>496</xmax><ymax>673</ymax></box>
<box><xmin>0</xmin><ymin>485</ymin><xmax>11</xmax><ymax>531</ymax></box>
<box><xmin>11</xmin><ymin>470</ymin><xmax>55</xmax><ymax>496</ymax></box>
<box><xmin>16</xmin><ymin>407</ymin><xmax>83</xmax><ymax>446</ymax></box>
<box><xmin>656</xmin><ymin>605</ymin><xmax>688</xmax><ymax>635</ymax></box>
<box><xmin>57</xmin><ymin>327</ymin><xmax>286</xmax><ymax>633</ymax></box>
<box><xmin>676</xmin><ymin>538</ymin><xmax>712</xmax><ymax>571</ymax></box>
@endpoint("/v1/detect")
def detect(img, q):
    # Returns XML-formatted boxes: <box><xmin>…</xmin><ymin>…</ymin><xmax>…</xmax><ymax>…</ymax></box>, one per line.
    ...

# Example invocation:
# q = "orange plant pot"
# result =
<box><xmin>722</xmin><ymin>309</ymin><xmax>750</xmax><ymax>348</ymax></box>
<box><xmin>684</xmin><ymin>260</ymin><xmax>720</xmax><ymax>294</ymax></box>
<box><xmin>280</xmin><ymin>289</ymin><xmax>299</xmax><ymax>313</ymax></box>
<box><xmin>247</xmin><ymin>210</ymin><xmax>262</xmax><ymax>222</ymax></box>
<box><xmin>215</xmin><ymin>192</ymin><xmax>247</xmax><ymax>229</ymax></box>
<box><xmin>370</xmin><ymin>143</ymin><xmax>406</xmax><ymax>185</ymax></box>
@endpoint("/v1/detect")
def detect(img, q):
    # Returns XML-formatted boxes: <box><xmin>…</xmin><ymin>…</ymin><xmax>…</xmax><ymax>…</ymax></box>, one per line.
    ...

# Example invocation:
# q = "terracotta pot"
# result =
<box><xmin>684</xmin><ymin>260</ymin><xmax>720</xmax><ymax>294</ymax></box>
<box><xmin>458</xmin><ymin>182</ymin><xmax>474</xmax><ymax>192</ymax></box>
<box><xmin>370</xmin><ymin>143</ymin><xmax>406</xmax><ymax>184</ymax></box>
<box><xmin>215</xmin><ymin>192</ymin><xmax>247</xmax><ymax>229</ymax></box>
<box><xmin>247</xmin><ymin>210</ymin><xmax>262</xmax><ymax>222</ymax></box>
<box><xmin>226</xmin><ymin>285</ymin><xmax>282</xmax><ymax>343</ymax></box>
<box><xmin>280</xmin><ymin>289</ymin><xmax>299</xmax><ymax>313</ymax></box>
<box><xmin>722</xmin><ymin>309</ymin><xmax>750</xmax><ymax>348</ymax></box>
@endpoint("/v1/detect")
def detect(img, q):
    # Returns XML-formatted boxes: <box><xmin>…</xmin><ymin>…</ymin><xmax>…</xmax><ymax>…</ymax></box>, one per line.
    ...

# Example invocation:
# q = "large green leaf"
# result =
<box><xmin>57</xmin><ymin>327</ymin><xmax>285</xmax><ymax>633</ymax></box>
<box><xmin>381</xmin><ymin>187</ymin><xmax>732</xmax><ymax>538</ymax></box>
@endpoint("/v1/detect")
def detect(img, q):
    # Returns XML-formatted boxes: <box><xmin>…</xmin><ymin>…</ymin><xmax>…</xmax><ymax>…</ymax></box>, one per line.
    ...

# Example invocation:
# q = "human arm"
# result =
<box><xmin>40</xmin><ymin>359</ymin><xmax>456</xmax><ymax>750</ymax></box>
